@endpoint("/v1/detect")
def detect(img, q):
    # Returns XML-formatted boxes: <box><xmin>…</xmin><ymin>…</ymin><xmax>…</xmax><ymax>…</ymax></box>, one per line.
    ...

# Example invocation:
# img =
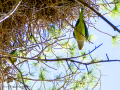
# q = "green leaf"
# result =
<box><xmin>88</xmin><ymin>35</ymin><xmax>96</xmax><ymax>41</ymax></box>
<box><xmin>39</xmin><ymin>71</ymin><xmax>45</xmax><ymax>80</ymax></box>
<box><xmin>39</xmin><ymin>68</ymin><xmax>47</xmax><ymax>80</ymax></box>
<box><xmin>55</xmin><ymin>73</ymin><xmax>62</xmax><ymax>79</ymax></box>
<box><xmin>112</xmin><ymin>35</ymin><xmax>120</xmax><ymax>47</ymax></box>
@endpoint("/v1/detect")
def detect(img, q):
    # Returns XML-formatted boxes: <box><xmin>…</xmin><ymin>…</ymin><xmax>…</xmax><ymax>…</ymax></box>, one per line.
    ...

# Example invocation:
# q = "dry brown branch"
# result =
<box><xmin>0</xmin><ymin>0</ymin><xmax>22</xmax><ymax>23</ymax></box>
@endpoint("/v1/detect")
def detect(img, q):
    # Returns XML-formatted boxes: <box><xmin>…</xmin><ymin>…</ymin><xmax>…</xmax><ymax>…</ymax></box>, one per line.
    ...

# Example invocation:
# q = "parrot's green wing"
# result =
<box><xmin>84</xmin><ymin>22</ymin><xmax>89</xmax><ymax>40</ymax></box>
<box><xmin>9</xmin><ymin>50</ymin><xmax>18</xmax><ymax>63</ymax></box>
<box><xmin>73</xmin><ymin>30</ymin><xmax>75</xmax><ymax>38</ymax></box>
<box><xmin>73</xmin><ymin>20</ymin><xmax>89</xmax><ymax>39</ymax></box>
<box><xmin>73</xmin><ymin>18</ymin><xmax>80</xmax><ymax>39</ymax></box>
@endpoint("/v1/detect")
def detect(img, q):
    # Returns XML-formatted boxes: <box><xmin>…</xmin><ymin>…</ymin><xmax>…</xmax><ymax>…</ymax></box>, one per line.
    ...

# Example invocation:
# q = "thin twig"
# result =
<box><xmin>0</xmin><ymin>0</ymin><xmax>22</xmax><ymax>22</ymax></box>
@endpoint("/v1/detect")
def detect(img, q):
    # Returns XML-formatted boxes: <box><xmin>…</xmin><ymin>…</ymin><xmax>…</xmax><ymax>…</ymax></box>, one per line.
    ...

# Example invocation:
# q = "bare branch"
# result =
<box><xmin>0</xmin><ymin>43</ymin><xmax>103</xmax><ymax>61</ymax></box>
<box><xmin>0</xmin><ymin>0</ymin><xmax>22</xmax><ymax>23</ymax></box>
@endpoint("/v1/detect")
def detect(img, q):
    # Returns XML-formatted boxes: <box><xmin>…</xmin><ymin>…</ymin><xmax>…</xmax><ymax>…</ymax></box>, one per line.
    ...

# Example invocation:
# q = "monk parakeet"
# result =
<box><xmin>73</xmin><ymin>6</ymin><xmax>89</xmax><ymax>50</ymax></box>
<box><xmin>9</xmin><ymin>50</ymin><xmax>18</xmax><ymax>64</ymax></box>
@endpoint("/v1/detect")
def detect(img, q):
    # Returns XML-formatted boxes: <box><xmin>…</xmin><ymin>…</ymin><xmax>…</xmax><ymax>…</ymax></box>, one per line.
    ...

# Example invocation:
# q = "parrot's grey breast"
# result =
<box><xmin>77</xmin><ymin>40</ymin><xmax>84</xmax><ymax>50</ymax></box>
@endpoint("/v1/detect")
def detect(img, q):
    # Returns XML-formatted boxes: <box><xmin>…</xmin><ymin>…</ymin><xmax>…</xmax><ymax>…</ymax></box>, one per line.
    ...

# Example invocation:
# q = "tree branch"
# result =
<box><xmin>0</xmin><ymin>0</ymin><xmax>22</xmax><ymax>23</ymax></box>
<box><xmin>0</xmin><ymin>43</ymin><xmax>103</xmax><ymax>62</ymax></box>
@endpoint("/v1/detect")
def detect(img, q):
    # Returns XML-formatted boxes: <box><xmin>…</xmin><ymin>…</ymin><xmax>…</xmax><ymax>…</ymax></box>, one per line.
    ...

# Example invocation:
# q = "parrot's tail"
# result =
<box><xmin>77</xmin><ymin>41</ymin><xmax>84</xmax><ymax>50</ymax></box>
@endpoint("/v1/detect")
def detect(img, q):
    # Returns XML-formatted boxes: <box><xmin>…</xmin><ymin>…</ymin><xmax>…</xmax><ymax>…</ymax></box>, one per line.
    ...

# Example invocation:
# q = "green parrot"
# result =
<box><xmin>9</xmin><ymin>50</ymin><xmax>18</xmax><ymax>64</ymax></box>
<box><xmin>73</xmin><ymin>6</ymin><xmax>89</xmax><ymax>50</ymax></box>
